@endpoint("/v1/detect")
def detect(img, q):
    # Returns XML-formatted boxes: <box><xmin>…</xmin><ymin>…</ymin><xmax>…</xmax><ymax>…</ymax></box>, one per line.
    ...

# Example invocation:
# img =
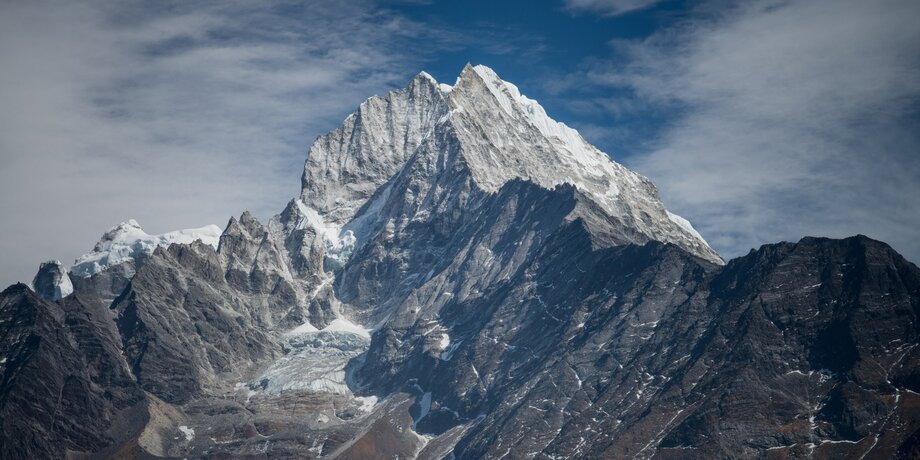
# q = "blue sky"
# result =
<box><xmin>1</xmin><ymin>0</ymin><xmax>919</xmax><ymax>286</ymax></box>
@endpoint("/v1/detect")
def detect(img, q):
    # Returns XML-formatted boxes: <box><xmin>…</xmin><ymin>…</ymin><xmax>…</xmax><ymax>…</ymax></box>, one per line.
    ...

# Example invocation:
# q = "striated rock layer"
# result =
<box><xmin>1</xmin><ymin>65</ymin><xmax>918</xmax><ymax>459</ymax></box>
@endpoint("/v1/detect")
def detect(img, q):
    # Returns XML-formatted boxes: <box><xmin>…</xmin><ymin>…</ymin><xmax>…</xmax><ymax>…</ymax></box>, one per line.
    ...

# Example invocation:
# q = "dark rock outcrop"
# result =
<box><xmin>0</xmin><ymin>284</ymin><xmax>145</xmax><ymax>459</ymax></box>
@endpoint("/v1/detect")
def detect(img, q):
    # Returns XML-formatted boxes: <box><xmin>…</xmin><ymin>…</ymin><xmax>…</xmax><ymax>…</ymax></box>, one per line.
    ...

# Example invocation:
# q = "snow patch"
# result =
<box><xmin>295</xmin><ymin>200</ymin><xmax>356</xmax><ymax>263</ymax></box>
<box><xmin>439</xmin><ymin>332</ymin><xmax>450</xmax><ymax>349</ymax></box>
<box><xmin>178</xmin><ymin>425</ymin><xmax>195</xmax><ymax>441</ymax></box>
<box><xmin>419</xmin><ymin>69</ymin><xmax>451</xmax><ymax>94</ymax></box>
<box><xmin>413</xmin><ymin>392</ymin><xmax>432</xmax><ymax>431</ymax></box>
<box><xmin>321</xmin><ymin>317</ymin><xmax>372</xmax><ymax>339</ymax></box>
<box><xmin>71</xmin><ymin>220</ymin><xmax>222</xmax><ymax>277</ymax></box>
<box><xmin>286</xmin><ymin>322</ymin><xmax>319</xmax><ymax>335</ymax></box>
<box><xmin>355</xmin><ymin>395</ymin><xmax>378</xmax><ymax>412</ymax></box>
<box><xmin>418</xmin><ymin>71</ymin><xmax>437</xmax><ymax>84</ymax></box>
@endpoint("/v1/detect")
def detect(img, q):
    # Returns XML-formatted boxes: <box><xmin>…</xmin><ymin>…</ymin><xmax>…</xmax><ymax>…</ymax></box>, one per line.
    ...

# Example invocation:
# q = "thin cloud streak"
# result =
<box><xmin>562</xmin><ymin>0</ymin><xmax>663</xmax><ymax>17</ymax></box>
<box><xmin>575</xmin><ymin>0</ymin><xmax>920</xmax><ymax>262</ymax></box>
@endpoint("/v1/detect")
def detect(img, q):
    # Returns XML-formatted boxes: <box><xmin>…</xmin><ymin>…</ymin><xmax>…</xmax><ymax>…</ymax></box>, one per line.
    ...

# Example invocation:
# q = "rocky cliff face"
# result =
<box><xmin>420</xmin><ymin>235</ymin><xmax>920</xmax><ymax>459</ymax></box>
<box><xmin>1</xmin><ymin>65</ymin><xmax>918</xmax><ymax>459</ymax></box>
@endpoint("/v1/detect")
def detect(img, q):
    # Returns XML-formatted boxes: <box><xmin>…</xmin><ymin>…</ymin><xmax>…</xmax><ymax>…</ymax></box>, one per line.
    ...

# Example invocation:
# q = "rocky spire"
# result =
<box><xmin>31</xmin><ymin>260</ymin><xmax>72</xmax><ymax>301</ymax></box>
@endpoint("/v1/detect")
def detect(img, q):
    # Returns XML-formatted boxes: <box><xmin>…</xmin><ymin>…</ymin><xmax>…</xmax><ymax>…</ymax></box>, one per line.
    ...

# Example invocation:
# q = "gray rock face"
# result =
<box><xmin>2</xmin><ymin>66</ymin><xmax>919</xmax><ymax>459</ymax></box>
<box><xmin>218</xmin><ymin>209</ymin><xmax>330</xmax><ymax>328</ymax></box>
<box><xmin>114</xmin><ymin>240</ymin><xmax>281</xmax><ymax>404</ymax></box>
<box><xmin>301</xmin><ymin>72</ymin><xmax>449</xmax><ymax>225</ymax></box>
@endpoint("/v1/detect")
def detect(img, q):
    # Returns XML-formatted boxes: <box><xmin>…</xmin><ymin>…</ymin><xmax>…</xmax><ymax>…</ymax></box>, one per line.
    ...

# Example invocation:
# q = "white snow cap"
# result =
<box><xmin>70</xmin><ymin>219</ymin><xmax>222</xmax><ymax>277</ymax></box>
<box><xmin>453</xmin><ymin>64</ymin><xmax>721</xmax><ymax>263</ymax></box>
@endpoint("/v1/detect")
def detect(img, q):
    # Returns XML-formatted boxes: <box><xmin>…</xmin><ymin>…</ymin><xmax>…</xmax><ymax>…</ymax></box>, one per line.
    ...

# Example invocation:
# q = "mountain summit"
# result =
<box><xmin>297</xmin><ymin>64</ymin><xmax>722</xmax><ymax>266</ymax></box>
<box><xmin>2</xmin><ymin>65</ymin><xmax>918</xmax><ymax>459</ymax></box>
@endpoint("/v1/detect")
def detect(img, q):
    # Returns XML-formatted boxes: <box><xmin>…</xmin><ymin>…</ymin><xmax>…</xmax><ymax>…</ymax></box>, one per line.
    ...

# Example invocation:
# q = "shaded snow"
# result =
<box><xmin>412</xmin><ymin>392</ymin><xmax>432</xmax><ymax>431</ymax></box>
<box><xmin>36</xmin><ymin>260</ymin><xmax>72</xmax><ymax>299</ymax></box>
<box><xmin>58</xmin><ymin>269</ymin><xmax>73</xmax><ymax>298</ymax></box>
<box><xmin>440</xmin><ymin>340</ymin><xmax>463</xmax><ymax>361</ymax></box>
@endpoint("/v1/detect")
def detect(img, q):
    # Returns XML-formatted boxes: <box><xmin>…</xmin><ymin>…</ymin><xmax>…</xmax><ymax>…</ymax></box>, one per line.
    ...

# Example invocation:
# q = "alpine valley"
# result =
<box><xmin>2</xmin><ymin>65</ymin><xmax>919</xmax><ymax>459</ymax></box>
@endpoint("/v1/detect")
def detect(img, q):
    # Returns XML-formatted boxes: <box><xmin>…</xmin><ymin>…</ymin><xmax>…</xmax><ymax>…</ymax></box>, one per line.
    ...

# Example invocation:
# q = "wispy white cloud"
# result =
<box><xmin>562</xmin><ymin>0</ymin><xmax>662</xmax><ymax>16</ymax></box>
<box><xmin>580</xmin><ymin>0</ymin><xmax>920</xmax><ymax>261</ymax></box>
<box><xmin>0</xmin><ymin>0</ymin><xmax>434</xmax><ymax>285</ymax></box>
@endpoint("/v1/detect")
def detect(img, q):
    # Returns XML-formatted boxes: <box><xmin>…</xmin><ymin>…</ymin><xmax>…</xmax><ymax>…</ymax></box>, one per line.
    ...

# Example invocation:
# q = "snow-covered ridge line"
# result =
<box><xmin>453</xmin><ymin>64</ymin><xmax>720</xmax><ymax>263</ymax></box>
<box><xmin>666</xmin><ymin>211</ymin><xmax>705</xmax><ymax>243</ymax></box>
<box><xmin>70</xmin><ymin>219</ymin><xmax>222</xmax><ymax>277</ymax></box>
<box><xmin>470</xmin><ymin>64</ymin><xmax>597</xmax><ymax>159</ymax></box>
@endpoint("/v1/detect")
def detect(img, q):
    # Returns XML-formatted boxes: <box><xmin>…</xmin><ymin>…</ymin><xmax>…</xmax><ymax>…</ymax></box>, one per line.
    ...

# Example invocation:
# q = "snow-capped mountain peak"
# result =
<box><xmin>445</xmin><ymin>64</ymin><xmax>722</xmax><ymax>262</ymax></box>
<box><xmin>70</xmin><ymin>220</ymin><xmax>222</xmax><ymax>277</ymax></box>
<box><xmin>298</xmin><ymin>64</ymin><xmax>721</xmax><ymax>264</ymax></box>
